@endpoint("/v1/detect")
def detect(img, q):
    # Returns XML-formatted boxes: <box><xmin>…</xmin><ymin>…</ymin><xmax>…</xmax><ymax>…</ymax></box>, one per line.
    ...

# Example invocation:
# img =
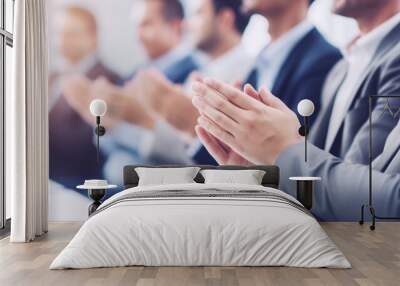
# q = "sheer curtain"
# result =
<box><xmin>8</xmin><ymin>0</ymin><xmax>49</xmax><ymax>242</ymax></box>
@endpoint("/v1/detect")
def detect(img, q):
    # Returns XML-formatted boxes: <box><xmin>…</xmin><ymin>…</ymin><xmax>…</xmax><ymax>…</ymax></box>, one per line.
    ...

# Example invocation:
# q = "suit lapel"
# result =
<box><xmin>383</xmin><ymin>148</ymin><xmax>400</xmax><ymax>173</ymax></box>
<box><xmin>309</xmin><ymin>97</ymin><xmax>335</xmax><ymax>147</ymax></box>
<box><xmin>325</xmin><ymin>22</ymin><xmax>400</xmax><ymax>152</ymax></box>
<box><xmin>310</xmin><ymin>60</ymin><xmax>348</xmax><ymax>147</ymax></box>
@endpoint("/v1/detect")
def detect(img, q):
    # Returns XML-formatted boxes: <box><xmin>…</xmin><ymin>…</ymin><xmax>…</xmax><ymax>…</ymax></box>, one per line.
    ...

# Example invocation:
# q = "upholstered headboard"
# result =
<box><xmin>123</xmin><ymin>165</ymin><xmax>280</xmax><ymax>189</ymax></box>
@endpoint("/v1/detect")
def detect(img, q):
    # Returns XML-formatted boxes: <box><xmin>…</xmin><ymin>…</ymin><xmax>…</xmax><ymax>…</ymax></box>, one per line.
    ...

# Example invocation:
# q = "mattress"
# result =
<box><xmin>50</xmin><ymin>183</ymin><xmax>351</xmax><ymax>269</ymax></box>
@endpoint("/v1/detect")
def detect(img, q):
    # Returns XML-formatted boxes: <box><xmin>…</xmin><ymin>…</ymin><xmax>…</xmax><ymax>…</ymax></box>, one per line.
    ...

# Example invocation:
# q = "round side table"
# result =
<box><xmin>289</xmin><ymin>177</ymin><xmax>321</xmax><ymax>210</ymax></box>
<box><xmin>77</xmin><ymin>184</ymin><xmax>117</xmax><ymax>216</ymax></box>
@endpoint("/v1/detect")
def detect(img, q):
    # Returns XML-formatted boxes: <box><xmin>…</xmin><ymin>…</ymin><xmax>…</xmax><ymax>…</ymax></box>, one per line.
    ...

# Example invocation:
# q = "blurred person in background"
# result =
<box><xmin>187</xmin><ymin>0</ymin><xmax>255</xmax><ymax>84</ymax></box>
<box><xmin>48</xmin><ymin>6</ymin><xmax>121</xmax><ymax>190</ymax></box>
<box><xmin>133</xmin><ymin>0</ymin><xmax>199</xmax><ymax>83</ymax></box>
<box><xmin>244</xmin><ymin>0</ymin><xmax>342</xmax><ymax>115</ymax></box>
<box><xmin>64</xmin><ymin>0</ymin><xmax>199</xmax><ymax>184</ymax></box>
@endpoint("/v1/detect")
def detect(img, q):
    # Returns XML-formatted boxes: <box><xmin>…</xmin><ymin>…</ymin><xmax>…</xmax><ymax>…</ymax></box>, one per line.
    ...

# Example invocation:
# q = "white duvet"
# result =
<box><xmin>50</xmin><ymin>183</ymin><xmax>350</xmax><ymax>269</ymax></box>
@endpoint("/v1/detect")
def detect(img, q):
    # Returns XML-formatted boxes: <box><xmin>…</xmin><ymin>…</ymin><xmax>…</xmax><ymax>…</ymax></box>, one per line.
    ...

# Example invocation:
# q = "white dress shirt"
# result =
<box><xmin>256</xmin><ymin>20</ymin><xmax>314</xmax><ymax>90</ymax></box>
<box><xmin>325</xmin><ymin>13</ymin><xmax>400</xmax><ymax>149</ymax></box>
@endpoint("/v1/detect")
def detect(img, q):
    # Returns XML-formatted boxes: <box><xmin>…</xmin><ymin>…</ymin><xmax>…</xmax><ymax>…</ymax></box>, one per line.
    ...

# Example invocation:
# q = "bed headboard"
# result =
<box><xmin>123</xmin><ymin>165</ymin><xmax>280</xmax><ymax>189</ymax></box>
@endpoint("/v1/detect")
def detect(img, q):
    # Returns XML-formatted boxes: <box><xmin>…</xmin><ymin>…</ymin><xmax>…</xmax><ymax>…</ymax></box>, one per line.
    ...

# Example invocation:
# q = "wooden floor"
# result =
<box><xmin>0</xmin><ymin>222</ymin><xmax>399</xmax><ymax>286</ymax></box>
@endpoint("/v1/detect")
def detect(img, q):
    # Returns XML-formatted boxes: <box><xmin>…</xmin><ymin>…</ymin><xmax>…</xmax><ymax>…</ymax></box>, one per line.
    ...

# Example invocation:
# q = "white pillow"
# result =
<box><xmin>135</xmin><ymin>167</ymin><xmax>200</xmax><ymax>186</ymax></box>
<box><xmin>200</xmin><ymin>169</ymin><xmax>266</xmax><ymax>185</ymax></box>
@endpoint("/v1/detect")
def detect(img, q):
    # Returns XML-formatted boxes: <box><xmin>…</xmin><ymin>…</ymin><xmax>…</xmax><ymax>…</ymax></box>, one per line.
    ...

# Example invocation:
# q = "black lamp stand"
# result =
<box><xmin>94</xmin><ymin>116</ymin><xmax>106</xmax><ymax>163</ymax></box>
<box><xmin>298</xmin><ymin>116</ymin><xmax>309</xmax><ymax>162</ymax></box>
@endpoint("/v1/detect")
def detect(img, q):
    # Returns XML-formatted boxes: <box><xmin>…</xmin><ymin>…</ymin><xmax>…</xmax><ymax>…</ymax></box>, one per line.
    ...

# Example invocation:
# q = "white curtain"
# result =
<box><xmin>8</xmin><ymin>0</ymin><xmax>49</xmax><ymax>242</ymax></box>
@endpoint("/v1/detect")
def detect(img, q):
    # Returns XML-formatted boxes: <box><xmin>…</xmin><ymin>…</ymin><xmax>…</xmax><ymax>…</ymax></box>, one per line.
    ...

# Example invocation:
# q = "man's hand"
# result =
<box><xmin>132</xmin><ymin>69</ymin><xmax>179</xmax><ymax>113</ymax></box>
<box><xmin>126</xmin><ymin>69</ymin><xmax>200</xmax><ymax>136</ymax></box>
<box><xmin>92</xmin><ymin>78</ymin><xmax>156</xmax><ymax>130</ymax></box>
<box><xmin>162</xmin><ymin>94</ymin><xmax>199</xmax><ymax>137</ymax></box>
<box><xmin>192</xmin><ymin>78</ymin><xmax>303</xmax><ymax>165</ymax></box>
<box><xmin>196</xmin><ymin>125</ymin><xmax>252</xmax><ymax>165</ymax></box>
<box><xmin>193</xmin><ymin>79</ymin><xmax>256</xmax><ymax>165</ymax></box>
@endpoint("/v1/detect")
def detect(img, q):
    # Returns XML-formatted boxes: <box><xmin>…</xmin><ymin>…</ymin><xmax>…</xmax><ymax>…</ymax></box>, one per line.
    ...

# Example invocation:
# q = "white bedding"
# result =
<box><xmin>50</xmin><ymin>183</ymin><xmax>350</xmax><ymax>269</ymax></box>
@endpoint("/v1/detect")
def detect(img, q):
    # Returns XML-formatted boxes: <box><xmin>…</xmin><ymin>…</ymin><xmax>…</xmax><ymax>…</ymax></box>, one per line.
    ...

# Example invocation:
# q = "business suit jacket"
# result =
<box><xmin>164</xmin><ymin>54</ymin><xmax>199</xmax><ymax>84</ymax></box>
<box><xmin>126</xmin><ymin>54</ymin><xmax>199</xmax><ymax>84</ymax></box>
<box><xmin>194</xmin><ymin>28</ymin><xmax>341</xmax><ymax>165</ymax></box>
<box><xmin>276</xmin><ymin>23</ymin><xmax>400</xmax><ymax>220</ymax></box>
<box><xmin>310</xmin><ymin>23</ymin><xmax>400</xmax><ymax>164</ymax></box>
<box><xmin>246</xmin><ymin>28</ymin><xmax>342</xmax><ymax>115</ymax></box>
<box><xmin>49</xmin><ymin>62</ymin><xmax>121</xmax><ymax>189</ymax></box>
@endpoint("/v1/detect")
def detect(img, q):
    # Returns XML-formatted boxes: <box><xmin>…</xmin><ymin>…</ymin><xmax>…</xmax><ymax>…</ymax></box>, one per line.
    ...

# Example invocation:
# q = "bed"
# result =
<box><xmin>50</xmin><ymin>165</ymin><xmax>350</xmax><ymax>269</ymax></box>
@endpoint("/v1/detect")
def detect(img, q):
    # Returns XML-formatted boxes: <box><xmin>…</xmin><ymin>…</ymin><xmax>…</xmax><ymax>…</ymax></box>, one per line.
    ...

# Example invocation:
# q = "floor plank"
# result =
<box><xmin>0</xmin><ymin>222</ymin><xmax>399</xmax><ymax>286</ymax></box>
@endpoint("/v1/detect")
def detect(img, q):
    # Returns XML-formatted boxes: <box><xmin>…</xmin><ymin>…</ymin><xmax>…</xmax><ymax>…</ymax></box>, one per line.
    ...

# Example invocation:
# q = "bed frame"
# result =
<box><xmin>123</xmin><ymin>165</ymin><xmax>280</xmax><ymax>189</ymax></box>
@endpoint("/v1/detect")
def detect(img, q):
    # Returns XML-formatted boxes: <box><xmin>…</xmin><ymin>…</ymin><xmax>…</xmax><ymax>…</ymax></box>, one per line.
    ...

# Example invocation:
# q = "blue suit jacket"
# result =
<box><xmin>247</xmin><ymin>28</ymin><xmax>342</xmax><ymax>116</ymax></box>
<box><xmin>164</xmin><ymin>54</ymin><xmax>199</xmax><ymax>84</ymax></box>
<box><xmin>194</xmin><ymin>28</ymin><xmax>342</xmax><ymax>166</ymax></box>
<box><xmin>124</xmin><ymin>54</ymin><xmax>199</xmax><ymax>85</ymax></box>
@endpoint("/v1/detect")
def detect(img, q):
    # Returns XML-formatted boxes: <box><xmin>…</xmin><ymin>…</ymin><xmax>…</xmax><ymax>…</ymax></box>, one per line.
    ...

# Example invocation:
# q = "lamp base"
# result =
<box><xmin>296</xmin><ymin>181</ymin><xmax>314</xmax><ymax>210</ymax></box>
<box><xmin>289</xmin><ymin>177</ymin><xmax>321</xmax><ymax>210</ymax></box>
<box><xmin>88</xmin><ymin>188</ymin><xmax>106</xmax><ymax>216</ymax></box>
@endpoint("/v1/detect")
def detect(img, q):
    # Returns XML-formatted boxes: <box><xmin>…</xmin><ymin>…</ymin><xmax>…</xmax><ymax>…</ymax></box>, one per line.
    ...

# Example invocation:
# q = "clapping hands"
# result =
<box><xmin>191</xmin><ymin>78</ymin><xmax>302</xmax><ymax>165</ymax></box>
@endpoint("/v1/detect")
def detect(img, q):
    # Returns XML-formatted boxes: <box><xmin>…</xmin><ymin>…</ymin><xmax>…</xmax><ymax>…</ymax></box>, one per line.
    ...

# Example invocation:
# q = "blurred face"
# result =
<box><xmin>333</xmin><ymin>0</ymin><xmax>389</xmax><ymax>18</ymax></box>
<box><xmin>137</xmin><ymin>1</ymin><xmax>180</xmax><ymax>59</ymax></box>
<box><xmin>242</xmin><ymin>0</ymin><xmax>292</xmax><ymax>17</ymax></box>
<box><xmin>188</xmin><ymin>0</ymin><xmax>220</xmax><ymax>52</ymax></box>
<box><xmin>58</xmin><ymin>13</ymin><xmax>97</xmax><ymax>64</ymax></box>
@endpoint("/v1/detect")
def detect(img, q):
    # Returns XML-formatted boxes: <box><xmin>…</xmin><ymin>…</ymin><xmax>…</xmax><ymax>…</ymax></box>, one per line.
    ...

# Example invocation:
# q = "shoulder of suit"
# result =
<box><xmin>297</xmin><ymin>28</ymin><xmax>342</xmax><ymax>62</ymax></box>
<box><xmin>373</xmin><ymin>22</ymin><xmax>400</xmax><ymax>66</ymax></box>
<box><xmin>293</xmin><ymin>29</ymin><xmax>342</xmax><ymax>76</ymax></box>
<box><xmin>163</xmin><ymin>54</ymin><xmax>200</xmax><ymax>84</ymax></box>
<box><xmin>381</xmin><ymin>40</ymin><xmax>400</xmax><ymax>62</ymax></box>
<box><xmin>175</xmin><ymin>54</ymin><xmax>200</xmax><ymax>69</ymax></box>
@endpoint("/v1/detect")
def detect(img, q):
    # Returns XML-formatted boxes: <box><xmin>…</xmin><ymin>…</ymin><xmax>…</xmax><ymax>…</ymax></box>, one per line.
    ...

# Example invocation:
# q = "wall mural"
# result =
<box><xmin>48</xmin><ymin>0</ymin><xmax>360</xmax><ymax>221</ymax></box>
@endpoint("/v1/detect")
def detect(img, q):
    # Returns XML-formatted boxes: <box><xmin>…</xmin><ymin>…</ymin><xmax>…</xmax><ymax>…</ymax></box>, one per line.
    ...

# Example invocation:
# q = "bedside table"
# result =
<box><xmin>289</xmin><ymin>177</ymin><xmax>321</xmax><ymax>210</ymax></box>
<box><xmin>77</xmin><ymin>180</ymin><xmax>117</xmax><ymax>216</ymax></box>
